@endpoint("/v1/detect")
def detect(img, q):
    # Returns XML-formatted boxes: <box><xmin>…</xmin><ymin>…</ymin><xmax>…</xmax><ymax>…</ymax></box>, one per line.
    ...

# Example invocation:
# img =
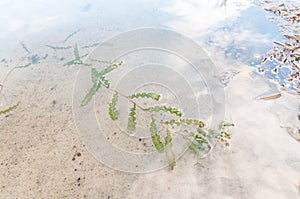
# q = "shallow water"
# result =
<box><xmin>0</xmin><ymin>0</ymin><xmax>300</xmax><ymax>198</ymax></box>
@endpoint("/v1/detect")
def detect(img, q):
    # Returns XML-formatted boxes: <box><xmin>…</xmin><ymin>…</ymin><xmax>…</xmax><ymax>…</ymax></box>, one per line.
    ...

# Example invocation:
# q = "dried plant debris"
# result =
<box><xmin>259</xmin><ymin>2</ymin><xmax>300</xmax><ymax>94</ymax></box>
<box><xmin>255</xmin><ymin>93</ymin><xmax>282</xmax><ymax>100</ymax></box>
<box><xmin>81</xmin><ymin>62</ymin><xmax>234</xmax><ymax>170</ymax></box>
<box><xmin>282</xmin><ymin>126</ymin><xmax>300</xmax><ymax>141</ymax></box>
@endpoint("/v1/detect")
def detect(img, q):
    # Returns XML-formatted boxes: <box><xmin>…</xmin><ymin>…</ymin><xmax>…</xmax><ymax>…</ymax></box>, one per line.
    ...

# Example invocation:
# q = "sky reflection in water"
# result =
<box><xmin>0</xmin><ymin>0</ymin><xmax>297</xmax><ymax>91</ymax></box>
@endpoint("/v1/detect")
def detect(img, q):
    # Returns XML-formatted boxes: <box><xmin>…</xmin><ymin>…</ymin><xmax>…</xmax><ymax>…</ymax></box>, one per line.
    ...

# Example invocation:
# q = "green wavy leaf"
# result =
<box><xmin>145</xmin><ymin>106</ymin><xmax>182</xmax><ymax>117</ymax></box>
<box><xmin>16</xmin><ymin>63</ymin><xmax>32</xmax><ymax>69</ymax></box>
<box><xmin>90</xmin><ymin>68</ymin><xmax>110</xmax><ymax>87</ymax></box>
<box><xmin>150</xmin><ymin>117</ymin><xmax>164</xmax><ymax>153</ymax></box>
<box><xmin>46</xmin><ymin>45</ymin><xmax>72</xmax><ymax>50</ymax></box>
<box><xmin>130</xmin><ymin>92</ymin><xmax>160</xmax><ymax>101</ymax></box>
<box><xmin>100</xmin><ymin>61</ymin><xmax>123</xmax><ymax>75</ymax></box>
<box><xmin>74</xmin><ymin>44</ymin><xmax>80</xmax><ymax>60</ymax></box>
<box><xmin>108</xmin><ymin>93</ymin><xmax>118</xmax><ymax>120</ymax></box>
<box><xmin>64</xmin><ymin>29</ymin><xmax>80</xmax><ymax>43</ymax></box>
<box><xmin>164</xmin><ymin>119</ymin><xmax>205</xmax><ymax>128</ymax></box>
<box><xmin>215</xmin><ymin>131</ymin><xmax>231</xmax><ymax>146</ymax></box>
<box><xmin>81</xmin><ymin>82</ymin><xmax>101</xmax><ymax>106</ymax></box>
<box><xmin>91</xmin><ymin>59</ymin><xmax>113</xmax><ymax>65</ymax></box>
<box><xmin>127</xmin><ymin>104</ymin><xmax>137</xmax><ymax>133</ymax></box>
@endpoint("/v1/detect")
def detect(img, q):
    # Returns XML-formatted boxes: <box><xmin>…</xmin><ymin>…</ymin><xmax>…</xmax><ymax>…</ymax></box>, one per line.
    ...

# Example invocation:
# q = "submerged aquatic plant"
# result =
<box><xmin>0</xmin><ymin>42</ymin><xmax>41</xmax><ymax>116</ymax></box>
<box><xmin>81</xmin><ymin>61</ymin><xmax>234</xmax><ymax>170</ymax></box>
<box><xmin>46</xmin><ymin>45</ymin><xmax>72</xmax><ymax>50</ymax></box>
<box><xmin>63</xmin><ymin>44</ymin><xmax>90</xmax><ymax>67</ymax></box>
<box><xmin>21</xmin><ymin>42</ymin><xmax>30</xmax><ymax>54</ymax></box>
<box><xmin>63</xmin><ymin>29</ymin><xmax>81</xmax><ymax>43</ymax></box>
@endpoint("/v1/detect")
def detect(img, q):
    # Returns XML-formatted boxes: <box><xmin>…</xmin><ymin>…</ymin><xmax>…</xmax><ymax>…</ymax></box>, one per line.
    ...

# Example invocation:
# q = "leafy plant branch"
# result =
<box><xmin>81</xmin><ymin>61</ymin><xmax>234</xmax><ymax>169</ymax></box>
